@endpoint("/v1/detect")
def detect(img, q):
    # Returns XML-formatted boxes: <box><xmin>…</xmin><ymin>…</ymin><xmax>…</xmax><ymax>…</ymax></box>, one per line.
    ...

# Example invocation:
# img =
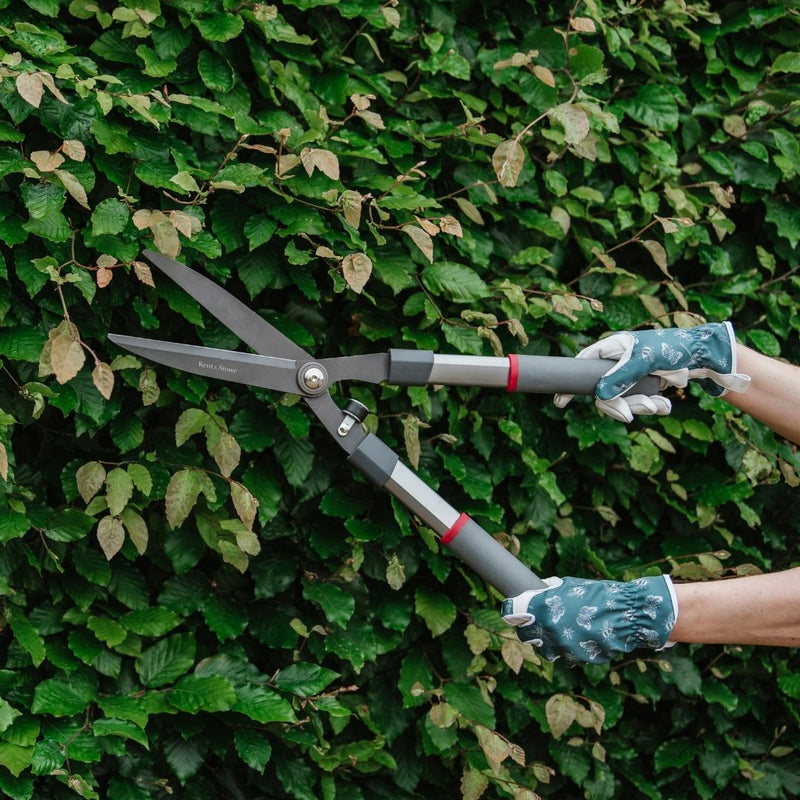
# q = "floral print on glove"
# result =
<box><xmin>501</xmin><ymin>575</ymin><xmax>678</xmax><ymax>664</ymax></box>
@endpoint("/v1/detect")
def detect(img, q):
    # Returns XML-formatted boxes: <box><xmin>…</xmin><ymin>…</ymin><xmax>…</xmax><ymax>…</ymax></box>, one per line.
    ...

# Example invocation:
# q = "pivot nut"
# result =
<box><xmin>298</xmin><ymin>363</ymin><xmax>328</xmax><ymax>395</ymax></box>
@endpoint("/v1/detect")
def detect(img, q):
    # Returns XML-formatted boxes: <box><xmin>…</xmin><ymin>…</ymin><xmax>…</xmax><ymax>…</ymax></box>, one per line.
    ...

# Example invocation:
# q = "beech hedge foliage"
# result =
<box><xmin>1</xmin><ymin>0</ymin><xmax>800</xmax><ymax>797</ymax></box>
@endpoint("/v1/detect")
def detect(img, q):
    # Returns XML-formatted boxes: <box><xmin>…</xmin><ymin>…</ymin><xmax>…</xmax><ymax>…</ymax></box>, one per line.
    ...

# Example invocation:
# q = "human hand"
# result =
<box><xmin>554</xmin><ymin>322</ymin><xmax>750</xmax><ymax>422</ymax></box>
<box><xmin>501</xmin><ymin>575</ymin><xmax>677</xmax><ymax>664</ymax></box>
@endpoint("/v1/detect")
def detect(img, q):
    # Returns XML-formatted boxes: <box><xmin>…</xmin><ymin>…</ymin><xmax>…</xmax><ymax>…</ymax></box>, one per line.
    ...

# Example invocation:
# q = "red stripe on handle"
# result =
<box><xmin>441</xmin><ymin>512</ymin><xmax>469</xmax><ymax>546</ymax></box>
<box><xmin>507</xmin><ymin>354</ymin><xmax>518</xmax><ymax>392</ymax></box>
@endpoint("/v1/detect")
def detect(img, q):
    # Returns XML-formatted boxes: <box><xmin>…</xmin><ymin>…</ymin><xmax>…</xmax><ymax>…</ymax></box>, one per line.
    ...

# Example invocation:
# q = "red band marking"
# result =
<box><xmin>442</xmin><ymin>512</ymin><xmax>469</xmax><ymax>546</ymax></box>
<box><xmin>507</xmin><ymin>354</ymin><xmax>519</xmax><ymax>392</ymax></box>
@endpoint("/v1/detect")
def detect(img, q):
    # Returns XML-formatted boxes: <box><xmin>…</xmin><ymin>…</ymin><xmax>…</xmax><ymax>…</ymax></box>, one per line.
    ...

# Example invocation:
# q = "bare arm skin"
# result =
<box><xmin>671</xmin><ymin>568</ymin><xmax>800</xmax><ymax>647</ymax></box>
<box><xmin>670</xmin><ymin>344</ymin><xmax>800</xmax><ymax>648</ymax></box>
<box><xmin>726</xmin><ymin>344</ymin><xmax>800</xmax><ymax>446</ymax></box>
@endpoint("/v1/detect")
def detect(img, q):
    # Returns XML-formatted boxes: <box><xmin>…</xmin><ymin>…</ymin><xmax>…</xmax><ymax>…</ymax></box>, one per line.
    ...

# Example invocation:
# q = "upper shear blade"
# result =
<box><xmin>143</xmin><ymin>250</ymin><xmax>310</xmax><ymax>362</ymax></box>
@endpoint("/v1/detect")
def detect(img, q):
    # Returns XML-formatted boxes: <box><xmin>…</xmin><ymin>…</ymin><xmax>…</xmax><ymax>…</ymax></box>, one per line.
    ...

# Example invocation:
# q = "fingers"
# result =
<box><xmin>595</xmin><ymin>394</ymin><xmax>672</xmax><ymax>423</ymax></box>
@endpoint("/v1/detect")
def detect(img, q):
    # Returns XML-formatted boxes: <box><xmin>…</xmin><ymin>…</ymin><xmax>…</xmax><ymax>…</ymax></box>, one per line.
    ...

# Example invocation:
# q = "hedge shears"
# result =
<box><xmin>109</xmin><ymin>252</ymin><xmax>657</xmax><ymax>597</ymax></box>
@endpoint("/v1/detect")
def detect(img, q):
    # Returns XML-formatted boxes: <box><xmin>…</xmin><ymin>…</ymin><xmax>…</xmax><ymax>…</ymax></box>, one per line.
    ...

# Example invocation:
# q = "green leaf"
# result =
<box><xmin>232</xmin><ymin>685</ymin><xmax>297</xmax><ymax>724</ymax></box>
<box><xmin>414</xmin><ymin>587</ymin><xmax>457</xmax><ymax>637</ymax></box>
<box><xmin>87</xmin><ymin>616</ymin><xmax>127</xmax><ymax>647</ymax></box>
<box><xmin>175</xmin><ymin>408</ymin><xmax>210</xmax><ymax>446</ymax></box>
<box><xmin>764</xmin><ymin>198</ymin><xmax>800</xmax><ymax>248</ymax></box>
<box><xmin>90</xmin><ymin>198</ymin><xmax>130</xmax><ymax>236</ymax></box>
<box><xmin>303</xmin><ymin>581</ymin><xmax>355</xmax><ymax>628</ymax></box>
<box><xmin>167</xmin><ymin>674</ymin><xmax>236</xmax><ymax>713</ymax></box>
<box><xmin>0</xmin><ymin>743</ymin><xmax>33</xmax><ymax>778</ymax></box>
<box><xmin>194</xmin><ymin>12</ymin><xmax>245</xmax><ymax>41</ymax></box>
<box><xmin>6</xmin><ymin>607</ymin><xmax>46</xmax><ymax>667</ymax></box>
<box><xmin>234</xmin><ymin>729</ymin><xmax>272</xmax><ymax>773</ymax></box>
<box><xmin>0</xmin><ymin>700</ymin><xmax>22</xmax><ymax>734</ymax></box>
<box><xmin>202</xmin><ymin>594</ymin><xmax>248</xmax><ymax>641</ymax></box>
<box><xmin>273</xmin><ymin>662</ymin><xmax>340</xmax><ymax>697</ymax></box>
<box><xmin>615</xmin><ymin>84</ymin><xmax>679</xmax><ymax>131</ymax></box>
<box><xmin>120</xmin><ymin>607</ymin><xmax>180</xmax><ymax>637</ymax></box>
<box><xmin>422</xmin><ymin>261</ymin><xmax>490</xmax><ymax>303</ymax></box>
<box><xmin>771</xmin><ymin>52</ymin><xmax>800</xmax><ymax>73</ymax></box>
<box><xmin>654</xmin><ymin>738</ymin><xmax>694</xmax><ymax>771</ymax></box>
<box><xmin>136</xmin><ymin>633</ymin><xmax>196</xmax><ymax>688</ymax></box>
<box><xmin>32</xmin><ymin>672</ymin><xmax>97</xmax><ymax>717</ymax></box>
<box><xmin>445</xmin><ymin>682</ymin><xmax>495</xmax><ymax>729</ymax></box>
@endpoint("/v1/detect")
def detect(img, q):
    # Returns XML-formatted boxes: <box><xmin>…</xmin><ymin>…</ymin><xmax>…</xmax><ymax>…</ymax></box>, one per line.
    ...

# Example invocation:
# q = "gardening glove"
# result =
<box><xmin>501</xmin><ymin>575</ymin><xmax>678</xmax><ymax>664</ymax></box>
<box><xmin>554</xmin><ymin>322</ymin><xmax>750</xmax><ymax>423</ymax></box>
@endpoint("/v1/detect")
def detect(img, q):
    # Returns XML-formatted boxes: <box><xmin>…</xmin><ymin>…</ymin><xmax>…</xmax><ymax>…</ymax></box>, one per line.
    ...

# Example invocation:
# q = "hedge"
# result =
<box><xmin>1</xmin><ymin>0</ymin><xmax>800</xmax><ymax>798</ymax></box>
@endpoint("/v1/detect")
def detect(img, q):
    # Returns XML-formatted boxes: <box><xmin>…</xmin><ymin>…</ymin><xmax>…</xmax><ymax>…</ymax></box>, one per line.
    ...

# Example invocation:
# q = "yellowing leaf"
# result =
<box><xmin>165</xmin><ymin>469</ymin><xmax>202</xmax><ymax>529</ymax></box>
<box><xmin>401</xmin><ymin>414</ymin><xmax>422</xmax><ymax>469</ymax></box>
<box><xmin>640</xmin><ymin>294</ymin><xmax>670</xmax><ymax>325</ymax></box>
<box><xmin>106</xmin><ymin>467</ymin><xmax>134</xmax><ymax>516</ymax></box>
<box><xmin>492</xmin><ymin>139</ymin><xmax>525</xmax><ymax>187</ymax></box>
<box><xmin>402</xmin><ymin>224</ymin><xmax>434</xmax><ymax>263</ymax></box>
<box><xmin>120</xmin><ymin>507</ymin><xmax>148</xmax><ymax>555</ymax></box>
<box><xmin>438</xmin><ymin>215</ymin><xmax>462</xmax><ymax>237</ymax></box>
<box><xmin>533</xmin><ymin>64</ymin><xmax>556</xmax><ymax>87</ymax></box>
<box><xmin>97</xmin><ymin>515</ymin><xmax>125</xmax><ymax>560</ymax></box>
<box><xmin>0</xmin><ymin>442</ymin><xmax>7</xmax><ymax>482</ymax></box>
<box><xmin>169</xmin><ymin>210</ymin><xmax>201</xmax><ymax>238</ymax></box>
<box><xmin>62</xmin><ymin>139</ymin><xmax>86</xmax><ymax>161</ymax></box>
<box><xmin>545</xmin><ymin>693</ymin><xmax>577</xmax><ymax>739</ymax></box>
<box><xmin>51</xmin><ymin>332</ymin><xmax>85</xmax><ymax>384</ymax></box>
<box><xmin>96</xmin><ymin>267</ymin><xmax>113</xmax><ymax>288</ymax></box>
<box><xmin>570</xmin><ymin>16</ymin><xmax>597</xmax><ymax>32</ymax></box>
<box><xmin>55</xmin><ymin>168</ymin><xmax>90</xmax><ymax>209</ymax></box>
<box><xmin>76</xmin><ymin>461</ymin><xmax>107</xmax><ymax>504</ymax></box>
<box><xmin>231</xmin><ymin>481</ymin><xmax>259</xmax><ymax>531</ymax></box>
<box><xmin>16</xmin><ymin>72</ymin><xmax>44</xmax><ymax>107</ymax></box>
<box><xmin>92</xmin><ymin>361</ymin><xmax>114</xmax><ymax>400</ymax></box>
<box><xmin>300</xmin><ymin>147</ymin><xmax>340</xmax><ymax>180</ymax></box>
<box><xmin>355</xmin><ymin>109</ymin><xmax>386</xmax><ymax>129</ymax></box>
<box><xmin>454</xmin><ymin>197</ymin><xmax>484</xmax><ymax>225</ymax></box>
<box><xmin>386</xmin><ymin>553</ymin><xmax>406</xmax><ymax>590</ymax></box>
<box><xmin>549</xmin><ymin>103</ymin><xmax>590</xmax><ymax>145</ymax></box>
<box><xmin>474</xmin><ymin>725</ymin><xmax>511</xmax><ymax>776</ymax></box>
<box><xmin>641</xmin><ymin>239</ymin><xmax>670</xmax><ymax>276</ymax></box>
<box><xmin>213</xmin><ymin>431</ymin><xmax>241</xmax><ymax>477</ymax></box>
<box><xmin>133</xmin><ymin>260</ymin><xmax>155</xmax><ymax>287</ymax></box>
<box><xmin>139</xmin><ymin>368</ymin><xmax>160</xmax><ymax>406</ymax></box>
<box><xmin>340</xmin><ymin>190</ymin><xmax>363</xmax><ymax>228</ymax></box>
<box><xmin>341</xmin><ymin>252</ymin><xmax>372</xmax><ymax>294</ymax></box>
<box><xmin>30</xmin><ymin>150</ymin><xmax>65</xmax><ymax>172</ymax></box>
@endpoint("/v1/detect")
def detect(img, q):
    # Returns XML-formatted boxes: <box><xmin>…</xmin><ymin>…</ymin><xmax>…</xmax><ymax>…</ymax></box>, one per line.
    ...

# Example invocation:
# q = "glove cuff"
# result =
<box><xmin>689</xmin><ymin>322</ymin><xmax>750</xmax><ymax>395</ymax></box>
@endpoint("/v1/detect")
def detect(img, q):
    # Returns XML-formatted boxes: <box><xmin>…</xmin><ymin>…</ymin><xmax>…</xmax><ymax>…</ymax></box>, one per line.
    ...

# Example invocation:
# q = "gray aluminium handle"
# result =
<box><xmin>511</xmin><ymin>355</ymin><xmax>662</xmax><ymax>396</ymax></box>
<box><xmin>388</xmin><ymin>349</ymin><xmax>661</xmax><ymax>396</ymax></box>
<box><xmin>349</xmin><ymin>434</ymin><xmax>546</xmax><ymax>596</ymax></box>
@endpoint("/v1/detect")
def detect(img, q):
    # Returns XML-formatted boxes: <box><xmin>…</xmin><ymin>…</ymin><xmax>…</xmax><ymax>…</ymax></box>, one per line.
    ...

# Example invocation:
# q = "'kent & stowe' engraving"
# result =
<box><xmin>198</xmin><ymin>360</ymin><xmax>238</xmax><ymax>375</ymax></box>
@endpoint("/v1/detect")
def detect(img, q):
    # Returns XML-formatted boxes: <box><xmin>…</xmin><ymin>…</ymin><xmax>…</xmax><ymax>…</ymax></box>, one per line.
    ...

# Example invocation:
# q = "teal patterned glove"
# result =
<box><xmin>501</xmin><ymin>576</ymin><xmax>678</xmax><ymax>664</ymax></box>
<box><xmin>554</xmin><ymin>322</ymin><xmax>750</xmax><ymax>423</ymax></box>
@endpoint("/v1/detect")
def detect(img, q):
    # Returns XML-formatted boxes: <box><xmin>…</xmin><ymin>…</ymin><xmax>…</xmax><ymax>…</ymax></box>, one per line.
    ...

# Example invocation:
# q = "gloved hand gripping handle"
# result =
<box><xmin>387</xmin><ymin>349</ymin><xmax>661</xmax><ymax>395</ymax></box>
<box><xmin>348</xmin><ymin>434</ymin><xmax>547</xmax><ymax>596</ymax></box>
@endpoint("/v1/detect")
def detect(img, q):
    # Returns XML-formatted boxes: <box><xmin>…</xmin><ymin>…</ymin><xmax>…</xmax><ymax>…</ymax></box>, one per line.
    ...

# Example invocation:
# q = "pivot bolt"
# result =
<box><xmin>297</xmin><ymin>363</ymin><xmax>328</xmax><ymax>395</ymax></box>
<box><xmin>302</xmin><ymin>366</ymin><xmax>326</xmax><ymax>391</ymax></box>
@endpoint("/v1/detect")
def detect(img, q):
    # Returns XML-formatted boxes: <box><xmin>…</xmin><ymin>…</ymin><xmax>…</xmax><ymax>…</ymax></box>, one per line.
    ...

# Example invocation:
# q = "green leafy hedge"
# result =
<box><xmin>1</xmin><ymin>0</ymin><xmax>800</xmax><ymax>797</ymax></box>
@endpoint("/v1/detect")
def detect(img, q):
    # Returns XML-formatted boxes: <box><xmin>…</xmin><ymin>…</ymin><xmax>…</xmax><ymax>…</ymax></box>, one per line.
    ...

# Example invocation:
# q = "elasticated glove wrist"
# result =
<box><xmin>501</xmin><ymin>575</ymin><xmax>678</xmax><ymax>664</ymax></box>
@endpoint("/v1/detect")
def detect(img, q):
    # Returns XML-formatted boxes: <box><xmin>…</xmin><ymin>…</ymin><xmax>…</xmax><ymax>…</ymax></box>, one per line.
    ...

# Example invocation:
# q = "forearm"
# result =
<box><xmin>726</xmin><ymin>344</ymin><xmax>800</xmax><ymax>445</ymax></box>
<box><xmin>670</xmin><ymin>568</ymin><xmax>800</xmax><ymax>647</ymax></box>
